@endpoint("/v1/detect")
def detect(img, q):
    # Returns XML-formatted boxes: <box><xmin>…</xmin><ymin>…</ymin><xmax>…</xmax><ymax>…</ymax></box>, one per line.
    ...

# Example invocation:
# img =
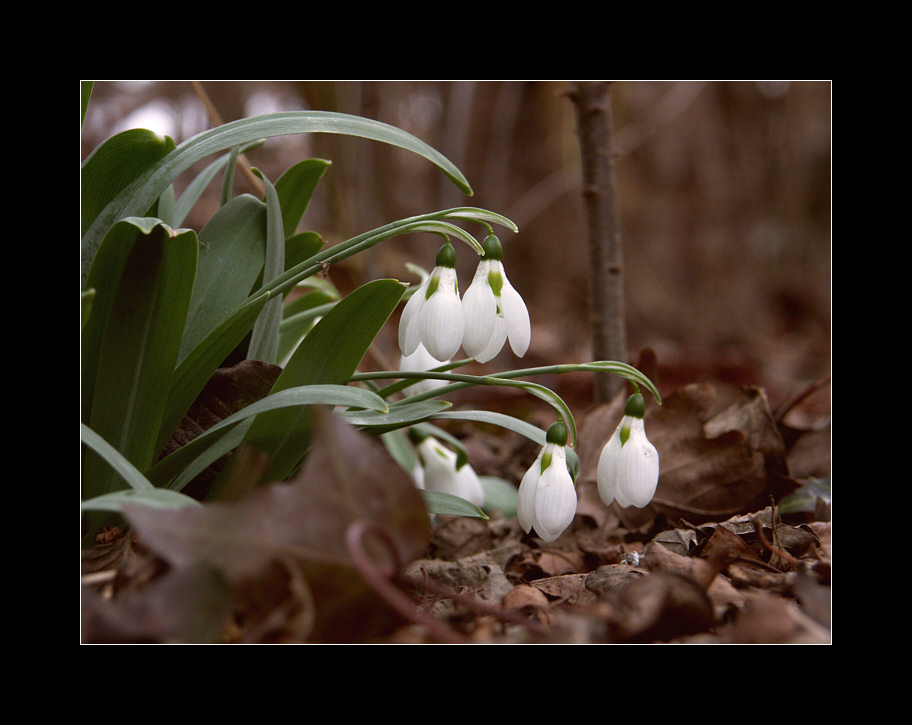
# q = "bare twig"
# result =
<box><xmin>569</xmin><ymin>81</ymin><xmax>627</xmax><ymax>402</ymax></box>
<box><xmin>189</xmin><ymin>81</ymin><xmax>264</xmax><ymax>197</ymax></box>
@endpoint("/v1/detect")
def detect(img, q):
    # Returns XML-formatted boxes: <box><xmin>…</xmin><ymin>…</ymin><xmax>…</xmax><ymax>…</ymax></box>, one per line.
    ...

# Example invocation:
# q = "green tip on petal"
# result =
<box><xmin>487</xmin><ymin>268</ymin><xmax>504</xmax><ymax>297</ymax></box>
<box><xmin>482</xmin><ymin>234</ymin><xmax>503</xmax><ymax>261</ymax></box>
<box><xmin>435</xmin><ymin>242</ymin><xmax>457</xmax><ymax>268</ymax></box>
<box><xmin>624</xmin><ymin>392</ymin><xmax>646</xmax><ymax>419</ymax></box>
<box><xmin>620</xmin><ymin>423</ymin><xmax>631</xmax><ymax>446</ymax></box>
<box><xmin>546</xmin><ymin>421</ymin><xmax>568</xmax><ymax>446</ymax></box>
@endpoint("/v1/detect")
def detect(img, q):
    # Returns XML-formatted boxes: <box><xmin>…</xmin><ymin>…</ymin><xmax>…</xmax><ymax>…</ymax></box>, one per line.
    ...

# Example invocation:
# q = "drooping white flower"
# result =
<box><xmin>597</xmin><ymin>392</ymin><xmax>660</xmax><ymax>509</ymax></box>
<box><xmin>516</xmin><ymin>422</ymin><xmax>577</xmax><ymax>542</ymax></box>
<box><xmin>398</xmin><ymin>343</ymin><xmax>449</xmax><ymax>395</ymax></box>
<box><xmin>461</xmin><ymin>234</ymin><xmax>530</xmax><ymax>363</ymax></box>
<box><xmin>414</xmin><ymin>435</ymin><xmax>485</xmax><ymax>508</ymax></box>
<box><xmin>398</xmin><ymin>242</ymin><xmax>465</xmax><ymax>362</ymax></box>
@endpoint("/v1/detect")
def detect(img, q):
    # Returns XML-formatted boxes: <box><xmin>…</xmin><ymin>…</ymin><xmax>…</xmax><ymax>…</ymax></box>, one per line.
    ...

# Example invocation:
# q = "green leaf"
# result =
<box><xmin>421</xmin><ymin>490</ymin><xmax>488</xmax><ymax>519</ymax></box>
<box><xmin>81</xmin><ymin>129</ymin><xmax>176</xmax><ymax>236</ymax></box>
<box><xmin>147</xmin><ymin>384</ymin><xmax>390</xmax><ymax>491</ymax></box>
<box><xmin>172</xmin><ymin>140</ymin><xmax>265</xmax><ymax>226</ymax></box>
<box><xmin>340</xmin><ymin>399</ymin><xmax>453</xmax><ymax>429</ymax></box>
<box><xmin>82</xmin><ymin>111</ymin><xmax>473</xmax><ymax>284</ymax></box>
<box><xmin>81</xmin><ymin>423</ymin><xmax>154</xmax><ymax>492</ymax></box>
<box><xmin>429</xmin><ymin>409</ymin><xmax>579</xmax><ymax>480</ymax></box>
<box><xmin>277</xmin><ymin>288</ymin><xmax>337</xmax><ymax>364</ymax></box>
<box><xmin>81</xmin><ymin>289</ymin><xmax>95</xmax><ymax>332</ymax></box>
<box><xmin>159</xmin><ymin>292</ymin><xmax>270</xmax><ymax>455</ymax></box>
<box><xmin>178</xmin><ymin>194</ymin><xmax>267</xmax><ymax>362</ymax></box>
<box><xmin>82</xmin><ymin>219</ymin><xmax>198</xmax><ymax>499</ymax></box>
<box><xmin>247</xmin><ymin>169</ymin><xmax>285</xmax><ymax>363</ymax></box>
<box><xmin>82</xmin><ymin>488</ymin><xmax>201</xmax><ymax>512</ymax></box>
<box><xmin>210</xmin><ymin>278</ymin><xmax>407</xmax><ymax>494</ymax></box>
<box><xmin>274</xmin><ymin>158</ymin><xmax>331</xmax><ymax>236</ymax></box>
<box><xmin>479</xmin><ymin>476</ymin><xmax>518</xmax><ymax>518</ymax></box>
<box><xmin>284</xmin><ymin>232</ymin><xmax>324</xmax><ymax>279</ymax></box>
<box><xmin>81</xmin><ymin>81</ymin><xmax>93</xmax><ymax>127</ymax></box>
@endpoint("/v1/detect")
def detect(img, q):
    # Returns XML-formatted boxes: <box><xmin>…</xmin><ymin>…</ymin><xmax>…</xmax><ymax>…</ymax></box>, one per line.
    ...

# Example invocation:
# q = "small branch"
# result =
<box><xmin>569</xmin><ymin>82</ymin><xmax>627</xmax><ymax>403</ymax></box>
<box><xmin>189</xmin><ymin>81</ymin><xmax>264</xmax><ymax>197</ymax></box>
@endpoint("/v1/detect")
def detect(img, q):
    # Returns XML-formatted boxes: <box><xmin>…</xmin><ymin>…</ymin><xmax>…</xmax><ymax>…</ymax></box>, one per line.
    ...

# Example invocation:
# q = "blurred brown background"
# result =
<box><xmin>81</xmin><ymin>81</ymin><xmax>831</xmax><ymax>412</ymax></box>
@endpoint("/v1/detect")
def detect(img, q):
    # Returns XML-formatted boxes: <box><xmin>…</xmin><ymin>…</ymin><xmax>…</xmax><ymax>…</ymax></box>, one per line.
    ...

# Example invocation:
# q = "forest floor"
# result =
<box><xmin>81</xmin><ymin>347</ymin><xmax>831</xmax><ymax>645</ymax></box>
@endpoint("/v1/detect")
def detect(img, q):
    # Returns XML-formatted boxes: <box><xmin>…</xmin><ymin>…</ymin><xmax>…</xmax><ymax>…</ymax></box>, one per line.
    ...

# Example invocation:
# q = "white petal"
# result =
<box><xmin>419</xmin><ymin>438</ymin><xmax>483</xmax><ymax>505</ymax></box>
<box><xmin>616</xmin><ymin>420</ymin><xmax>659</xmax><ymax>508</ymax></box>
<box><xmin>498</xmin><ymin>266</ymin><xmax>531</xmax><ymax>357</ymax></box>
<box><xmin>452</xmin><ymin>463</ymin><xmax>486</xmax><ymax>507</ymax></box>
<box><xmin>473</xmin><ymin>314</ymin><xmax>507</xmax><ymax>363</ymax></box>
<box><xmin>419</xmin><ymin>268</ymin><xmax>464</xmax><ymax>361</ymax></box>
<box><xmin>461</xmin><ymin>261</ymin><xmax>497</xmax><ymax>357</ymax></box>
<box><xmin>516</xmin><ymin>453</ymin><xmax>543</xmax><ymax>534</ymax></box>
<box><xmin>399</xmin><ymin>344</ymin><xmax>448</xmax><ymax>395</ymax></box>
<box><xmin>596</xmin><ymin>422</ymin><xmax>624</xmax><ymax>505</ymax></box>
<box><xmin>533</xmin><ymin>451</ymin><xmax>577</xmax><ymax>542</ymax></box>
<box><xmin>398</xmin><ymin>278</ymin><xmax>429</xmax><ymax>356</ymax></box>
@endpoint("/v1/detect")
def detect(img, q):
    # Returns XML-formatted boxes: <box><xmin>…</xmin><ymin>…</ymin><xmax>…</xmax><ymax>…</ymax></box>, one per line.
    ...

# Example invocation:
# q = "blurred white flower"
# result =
<box><xmin>398</xmin><ymin>242</ymin><xmax>464</xmax><ymax>362</ymax></box>
<box><xmin>597</xmin><ymin>393</ymin><xmax>659</xmax><ymax>509</ymax></box>
<box><xmin>398</xmin><ymin>343</ymin><xmax>449</xmax><ymax>395</ymax></box>
<box><xmin>414</xmin><ymin>436</ymin><xmax>485</xmax><ymax>508</ymax></box>
<box><xmin>516</xmin><ymin>422</ymin><xmax>577</xmax><ymax>542</ymax></box>
<box><xmin>461</xmin><ymin>234</ymin><xmax>530</xmax><ymax>363</ymax></box>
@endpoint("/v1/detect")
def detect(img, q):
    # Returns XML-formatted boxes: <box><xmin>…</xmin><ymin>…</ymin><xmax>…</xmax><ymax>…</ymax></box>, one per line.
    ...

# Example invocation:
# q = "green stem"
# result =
<box><xmin>257</xmin><ymin>207</ymin><xmax>516</xmax><ymax>301</ymax></box>
<box><xmin>353</xmin><ymin>360</ymin><xmax>662</xmax><ymax>406</ymax></box>
<box><xmin>352</xmin><ymin>369</ymin><xmax>579</xmax><ymax>445</ymax></box>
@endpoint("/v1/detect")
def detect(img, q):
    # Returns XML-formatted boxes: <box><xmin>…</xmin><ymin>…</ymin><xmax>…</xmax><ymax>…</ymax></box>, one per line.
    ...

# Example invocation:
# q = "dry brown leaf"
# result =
<box><xmin>121</xmin><ymin>409</ymin><xmax>431</xmax><ymax>642</ymax></box>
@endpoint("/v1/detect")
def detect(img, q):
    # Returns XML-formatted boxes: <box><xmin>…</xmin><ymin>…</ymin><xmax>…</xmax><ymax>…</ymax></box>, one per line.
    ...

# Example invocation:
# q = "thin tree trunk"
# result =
<box><xmin>570</xmin><ymin>81</ymin><xmax>627</xmax><ymax>403</ymax></box>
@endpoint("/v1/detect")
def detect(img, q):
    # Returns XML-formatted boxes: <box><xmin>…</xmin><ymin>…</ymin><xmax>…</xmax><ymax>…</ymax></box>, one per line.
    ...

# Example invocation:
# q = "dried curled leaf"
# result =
<box><xmin>122</xmin><ymin>409</ymin><xmax>431</xmax><ymax>642</ymax></box>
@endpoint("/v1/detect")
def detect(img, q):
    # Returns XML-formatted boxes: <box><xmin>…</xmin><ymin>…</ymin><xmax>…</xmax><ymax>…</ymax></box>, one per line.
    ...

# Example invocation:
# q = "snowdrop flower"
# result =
<box><xmin>398</xmin><ymin>343</ymin><xmax>449</xmax><ymax>395</ymax></box>
<box><xmin>461</xmin><ymin>234</ymin><xmax>531</xmax><ymax>363</ymax></box>
<box><xmin>597</xmin><ymin>392</ymin><xmax>660</xmax><ymax>508</ymax></box>
<box><xmin>398</xmin><ymin>242</ymin><xmax>465</xmax><ymax>362</ymax></box>
<box><xmin>516</xmin><ymin>422</ymin><xmax>577</xmax><ymax>542</ymax></box>
<box><xmin>414</xmin><ymin>434</ymin><xmax>485</xmax><ymax>508</ymax></box>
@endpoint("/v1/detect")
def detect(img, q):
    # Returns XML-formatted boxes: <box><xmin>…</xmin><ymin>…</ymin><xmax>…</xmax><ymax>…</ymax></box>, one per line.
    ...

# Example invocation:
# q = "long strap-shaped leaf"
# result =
<box><xmin>82</xmin><ymin>219</ymin><xmax>198</xmax><ymax>499</ymax></box>
<box><xmin>207</xmin><ymin>278</ymin><xmax>407</xmax><ymax>497</ymax></box>
<box><xmin>146</xmin><ymin>384</ymin><xmax>389</xmax><ymax>491</ymax></box>
<box><xmin>81</xmin><ymin>111</ymin><xmax>474</xmax><ymax>284</ymax></box>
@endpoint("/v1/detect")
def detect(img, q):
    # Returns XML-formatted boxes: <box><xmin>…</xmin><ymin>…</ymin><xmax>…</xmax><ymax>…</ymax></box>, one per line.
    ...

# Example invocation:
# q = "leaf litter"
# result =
<box><xmin>81</xmin><ymin>358</ymin><xmax>831</xmax><ymax>644</ymax></box>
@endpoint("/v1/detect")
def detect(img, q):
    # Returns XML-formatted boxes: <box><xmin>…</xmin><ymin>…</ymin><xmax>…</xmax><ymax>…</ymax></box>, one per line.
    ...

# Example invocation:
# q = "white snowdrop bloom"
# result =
<box><xmin>398</xmin><ymin>242</ymin><xmax>465</xmax><ymax>362</ymax></box>
<box><xmin>461</xmin><ymin>234</ymin><xmax>530</xmax><ymax>363</ymax></box>
<box><xmin>398</xmin><ymin>343</ymin><xmax>449</xmax><ymax>395</ymax></box>
<box><xmin>415</xmin><ymin>436</ymin><xmax>485</xmax><ymax>508</ymax></box>
<box><xmin>597</xmin><ymin>393</ymin><xmax>660</xmax><ymax>509</ymax></box>
<box><xmin>516</xmin><ymin>422</ymin><xmax>577</xmax><ymax>542</ymax></box>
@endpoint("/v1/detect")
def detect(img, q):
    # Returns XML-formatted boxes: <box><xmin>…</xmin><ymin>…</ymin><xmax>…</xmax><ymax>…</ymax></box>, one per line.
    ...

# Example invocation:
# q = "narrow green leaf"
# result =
<box><xmin>172</xmin><ymin>140</ymin><xmax>265</xmax><ymax>226</ymax></box>
<box><xmin>82</xmin><ymin>111</ymin><xmax>473</xmax><ymax>283</ymax></box>
<box><xmin>210</xmin><ymin>278</ymin><xmax>407</xmax><ymax>494</ymax></box>
<box><xmin>159</xmin><ymin>292</ymin><xmax>270</xmax><ymax>455</ymax></box>
<box><xmin>81</xmin><ymin>423</ymin><xmax>154</xmax><ymax>492</ymax></box>
<box><xmin>178</xmin><ymin>195</ymin><xmax>267</xmax><ymax>362</ymax></box>
<box><xmin>247</xmin><ymin>169</ymin><xmax>285</xmax><ymax>363</ymax></box>
<box><xmin>220</xmin><ymin>146</ymin><xmax>243</xmax><ymax>205</ymax></box>
<box><xmin>479</xmin><ymin>476</ymin><xmax>518</xmax><ymax>517</ymax></box>
<box><xmin>274</xmin><ymin>158</ymin><xmax>331</xmax><ymax>236</ymax></box>
<box><xmin>147</xmin><ymin>384</ymin><xmax>389</xmax><ymax>491</ymax></box>
<box><xmin>83</xmin><ymin>220</ymin><xmax>198</xmax><ymax>499</ymax></box>
<box><xmin>340</xmin><ymin>399</ymin><xmax>453</xmax><ymax>429</ymax></box>
<box><xmin>81</xmin><ymin>129</ymin><xmax>175</xmax><ymax>236</ymax></box>
<box><xmin>81</xmin><ymin>289</ymin><xmax>95</xmax><ymax>332</ymax></box>
<box><xmin>81</xmin><ymin>81</ymin><xmax>93</xmax><ymax>127</ymax></box>
<box><xmin>421</xmin><ymin>490</ymin><xmax>488</xmax><ymax>519</ymax></box>
<box><xmin>82</xmin><ymin>489</ymin><xmax>201</xmax><ymax>512</ymax></box>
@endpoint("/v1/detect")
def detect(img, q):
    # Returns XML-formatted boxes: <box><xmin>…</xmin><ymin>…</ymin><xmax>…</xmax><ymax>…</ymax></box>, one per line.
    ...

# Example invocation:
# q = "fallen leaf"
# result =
<box><xmin>124</xmin><ymin>409</ymin><xmax>431</xmax><ymax>642</ymax></box>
